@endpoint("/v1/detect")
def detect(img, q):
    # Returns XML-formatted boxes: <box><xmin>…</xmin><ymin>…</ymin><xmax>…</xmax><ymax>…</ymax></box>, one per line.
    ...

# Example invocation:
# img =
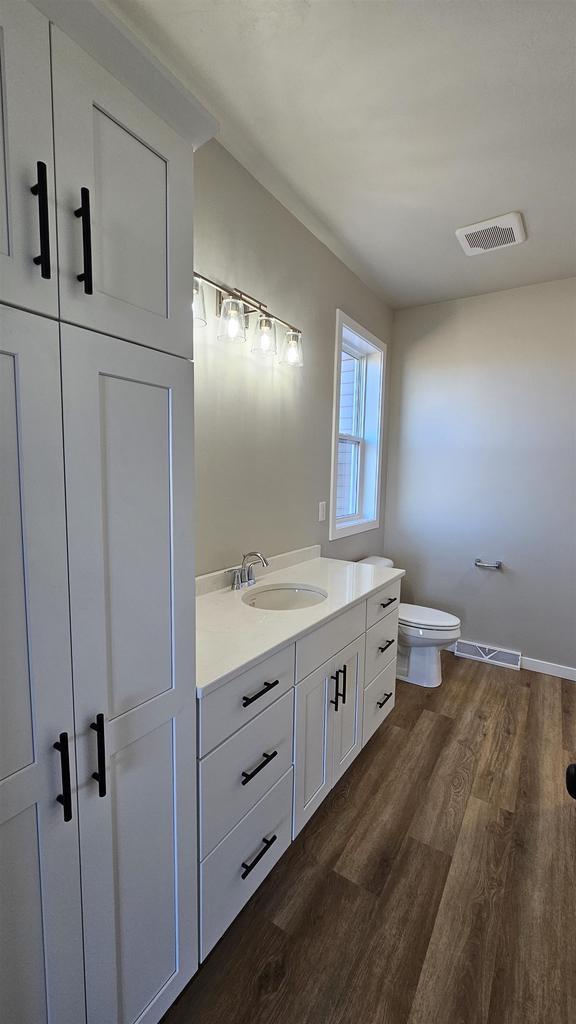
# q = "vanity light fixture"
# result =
<box><xmin>192</xmin><ymin>277</ymin><xmax>207</xmax><ymax>325</ymax></box>
<box><xmin>251</xmin><ymin>313</ymin><xmax>277</xmax><ymax>359</ymax></box>
<box><xmin>194</xmin><ymin>270</ymin><xmax>303</xmax><ymax>368</ymax></box>
<box><xmin>279</xmin><ymin>329</ymin><xmax>304</xmax><ymax>368</ymax></box>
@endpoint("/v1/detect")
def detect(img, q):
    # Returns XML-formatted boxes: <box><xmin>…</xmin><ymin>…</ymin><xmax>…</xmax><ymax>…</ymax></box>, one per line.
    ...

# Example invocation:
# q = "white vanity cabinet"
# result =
<box><xmin>0</xmin><ymin>1</ymin><xmax>58</xmax><ymax>317</ymax></box>
<box><xmin>197</xmin><ymin>576</ymin><xmax>401</xmax><ymax>958</ymax></box>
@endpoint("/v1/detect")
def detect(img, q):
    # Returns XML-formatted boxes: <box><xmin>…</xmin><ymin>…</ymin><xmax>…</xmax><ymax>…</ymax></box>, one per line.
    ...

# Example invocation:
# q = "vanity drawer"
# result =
<box><xmin>295</xmin><ymin>603</ymin><xmax>365</xmax><ymax>682</ymax></box>
<box><xmin>365</xmin><ymin>612</ymin><xmax>398</xmax><ymax>686</ymax></box>
<box><xmin>199</xmin><ymin>690</ymin><xmax>294</xmax><ymax>859</ymax></box>
<box><xmin>199</xmin><ymin>645</ymin><xmax>295</xmax><ymax>756</ymax></box>
<box><xmin>363</xmin><ymin>661</ymin><xmax>396</xmax><ymax>746</ymax></box>
<box><xmin>366</xmin><ymin>580</ymin><xmax>401</xmax><ymax>631</ymax></box>
<box><xmin>200</xmin><ymin>768</ymin><xmax>293</xmax><ymax>959</ymax></box>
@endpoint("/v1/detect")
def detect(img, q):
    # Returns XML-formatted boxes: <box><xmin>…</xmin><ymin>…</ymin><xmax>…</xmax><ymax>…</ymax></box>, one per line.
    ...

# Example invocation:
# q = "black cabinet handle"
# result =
<box><xmin>330</xmin><ymin>669</ymin><xmax>341</xmax><ymax>710</ymax></box>
<box><xmin>90</xmin><ymin>713</ymin><xmax>106</xmax><ymax>797</ymax></box>
<box><xmin>241</xmin><ymin>750</ymin><xmax>278</xmax><ymax>786</ymax></box>
<box><xmin>567</xmin><ymin>764</ymin><xmax>576</xmax><ymax>800</ymax></box>
<box><xmin>241</xmin><ymin>834</ymin><xmax>277</xmax><ymax>880</ymax></box>
<box><xmin>378</xmin><ymin>639</ymin><xmax>395</xmax><ymax>655</ymax></box>
<box><xmin>53</xmin><ymin>732</ymin><xmax>72</xmax><ymax>822</ymax></box>
<box><xmin>380</xmin><ymin>597</ymin><xmax>396</xmax><ymax>610</ymax></box>
<box><xmin>74</xmin><ymin>187</ymin><xmax>93</xmax><ymax>294</ymax></box>
<box><xmin>377</xmin><ymin>692</ymin><xmax>393</xmax><ymax>709</ymax></box>
<box><xmin>30</xmin><ymin>161</ymin><xmax>51</xmax><ymax>279</ymax></box>
<box><xmin>242</xmin><ymin>679</ymin><xmax>280</xmax><ymax>708</ymax></box>
<box><xmin>341</xmin><ymin>663</ymin><xmax>347</xmax><ymax>705</ymax></box>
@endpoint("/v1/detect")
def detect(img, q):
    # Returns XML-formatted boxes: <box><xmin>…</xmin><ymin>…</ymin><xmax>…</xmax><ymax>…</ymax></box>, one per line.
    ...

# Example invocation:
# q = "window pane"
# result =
<box><xmin>336</xmin><ymin>439</ymin><xmax>360</xmax><ymax>518</ymax></box>
<box><xmin>339</xmin><ymin>350</ymin><xmax>361</xmax><ymax>436</ymax></box>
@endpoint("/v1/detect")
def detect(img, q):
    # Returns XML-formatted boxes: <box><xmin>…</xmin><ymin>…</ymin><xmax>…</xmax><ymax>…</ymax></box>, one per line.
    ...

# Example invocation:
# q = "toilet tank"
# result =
<box><xmin>358</xmin><ymin>556</ymin><xmax>394</xmax><ymax>568</ymax></box>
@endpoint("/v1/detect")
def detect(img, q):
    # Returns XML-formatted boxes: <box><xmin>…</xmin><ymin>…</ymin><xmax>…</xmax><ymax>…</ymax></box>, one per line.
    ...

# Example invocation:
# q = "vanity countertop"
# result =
<box><xmin>196</xmin><ymin>556</ymin><xmax>405</xmax><ymax>696</ymax></box>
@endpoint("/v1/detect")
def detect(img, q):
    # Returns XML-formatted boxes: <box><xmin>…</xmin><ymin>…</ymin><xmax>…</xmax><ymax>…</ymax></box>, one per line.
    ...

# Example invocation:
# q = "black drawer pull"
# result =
<box><xmin>90</xmin><ymin>713</ymin><xmax>107</xmax><ymax>797</ymax></box>
<box><xmin>380</xmin><ymin>597</ymin><xmax>396</xmax><ymax>610</ymax></box>
<box><xmin>30</xmin><ymin>161</ymin><xmax>51</xmax><ymax>279</ymax></box>
<box><xmin>341</xmin><ymin>663</ymin><xmax>347</xmax><ymax>705</ymax></box>
<box><xmin>241</xmin><ymin>834</ymin><xmax>277</xmax><ymax>879</ymax></box>
<box><xmin>242</xmin><ymin>679</ymin><xmax>280</xmax><ymax>708</ymax></box>
<box><xmin>241</xmin><ymin>750</ymin><xmax>278</xmax><ymax>786</ymax></box>
<box><xmin>378</xmin><ymin>639</ymin><xmax>395</xmax><ymax>655</ymax></box>
<box><xmin>377</xmin><ymin>692</ymin><xmax>393</xmax><ymax>709</ymax></box>
<box><xmin>53</xmin><ymin>732</ymin><xmax>73</xmax><ymax>822</ymax></box>
<box><xmin>74</xmin><ymin>187</ymin><xmax>93</xmax><ymax>295</ymax></box>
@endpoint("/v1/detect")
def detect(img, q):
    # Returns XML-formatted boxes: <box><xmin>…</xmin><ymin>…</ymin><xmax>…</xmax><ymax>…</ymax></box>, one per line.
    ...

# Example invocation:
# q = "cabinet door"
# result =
<box><xmin>293</xmin><ymin>662</ymin><xmax>334</xmax><ymax>837</ymax></box>
<box><xmin>0</xmin><ymin>307</ymin><xmax>85</xmax><ymax>1024</ymax></box>
<box><xmin>332</xmin><ymin>637</ymin><xmax>365</xmax><ymax>784</ymax></box>
<box><xmin>61</xmin><ymin>325</ymin><xmax>197</xmax><ymax>1024</ymax></box>
<box><xmin>52</xmin><ymin>27</ymin><xmax>194</xmax><ymax>357</ymax></box>
<box><xmin>0</xmin><ymin>2</ymin><xmax>58</xmax><ymax>316</ymax></box>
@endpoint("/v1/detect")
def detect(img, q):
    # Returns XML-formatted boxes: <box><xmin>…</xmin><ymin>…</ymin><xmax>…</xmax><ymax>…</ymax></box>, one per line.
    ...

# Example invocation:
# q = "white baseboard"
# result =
<box><xmin>520</xmin><ymin>657</ymin><xmax>576</xmax><ymax>683</ymax></box>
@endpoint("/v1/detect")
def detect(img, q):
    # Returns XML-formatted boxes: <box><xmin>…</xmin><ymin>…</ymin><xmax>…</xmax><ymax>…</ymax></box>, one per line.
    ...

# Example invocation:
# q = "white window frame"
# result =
<box><xmin>329</xmin><ymin>310</ymin><xmax>387</xmax><ymax>541</ymax></box>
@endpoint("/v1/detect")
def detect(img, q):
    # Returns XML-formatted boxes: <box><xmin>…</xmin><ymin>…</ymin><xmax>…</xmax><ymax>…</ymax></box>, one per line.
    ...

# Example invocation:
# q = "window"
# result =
<box><xmin>330</xmin><ymin>311</ymin><xmax>387</xmax><ymax>540</ymax></box>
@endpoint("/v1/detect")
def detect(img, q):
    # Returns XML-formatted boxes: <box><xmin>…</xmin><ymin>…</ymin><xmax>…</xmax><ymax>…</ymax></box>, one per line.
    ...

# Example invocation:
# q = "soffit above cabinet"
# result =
<box><xmin>30</xmin><ymin>0</ymin><xmax>218</xmax><ymax>149</ymax></box>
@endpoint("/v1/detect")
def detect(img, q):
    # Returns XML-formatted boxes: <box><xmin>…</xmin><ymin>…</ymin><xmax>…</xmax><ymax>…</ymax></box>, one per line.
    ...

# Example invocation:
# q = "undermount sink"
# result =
<box><xmin>242</xmin><ymin>583</ymin><xmax>328</xmax><ymax>611</ymax></box>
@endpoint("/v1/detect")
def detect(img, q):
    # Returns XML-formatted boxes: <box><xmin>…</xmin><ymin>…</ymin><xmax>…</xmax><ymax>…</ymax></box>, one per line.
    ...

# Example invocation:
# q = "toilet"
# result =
<box><xmin>359</xmin><ymin>556</ymin><xmax>461</xmax><ymax>688</ymax></box>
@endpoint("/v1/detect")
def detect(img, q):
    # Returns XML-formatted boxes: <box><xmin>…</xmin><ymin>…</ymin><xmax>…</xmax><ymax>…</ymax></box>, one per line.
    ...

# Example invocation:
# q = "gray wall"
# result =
<box><xmin>384</xmin><ymin>277</ymin><xmax>576</xmax><ymax>667</ymax></box>
<box><xmin>193</xmin><ymin>141</ymin><xmax>392</xmax><ymax>574</ymax></box>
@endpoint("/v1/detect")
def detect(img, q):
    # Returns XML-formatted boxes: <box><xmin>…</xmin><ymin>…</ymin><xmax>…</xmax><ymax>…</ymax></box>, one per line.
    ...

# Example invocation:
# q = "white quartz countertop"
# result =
<box><xmin>196</xmin><ymin>556</ymin><xmax>405</xmax><ymax>696</ymax></box>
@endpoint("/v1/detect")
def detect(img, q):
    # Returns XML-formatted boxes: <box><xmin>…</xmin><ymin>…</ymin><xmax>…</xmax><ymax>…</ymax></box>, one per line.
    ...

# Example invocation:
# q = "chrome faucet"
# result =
<box><xmin>230</xmin><ymin>551</ymin><xmax>270</xmax><ymax>590</ymax></box>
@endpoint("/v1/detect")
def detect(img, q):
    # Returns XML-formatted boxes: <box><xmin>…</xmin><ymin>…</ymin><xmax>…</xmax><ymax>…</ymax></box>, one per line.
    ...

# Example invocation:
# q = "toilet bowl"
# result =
<box><xmin>397</xmin><ymin>603</ymin><xmax>461</xmax><ymax>687</ymax></box>
<box><xmin>359</xmin><ymin>557</ymin><xmax>461</xmax><ymax>688</ymax></box>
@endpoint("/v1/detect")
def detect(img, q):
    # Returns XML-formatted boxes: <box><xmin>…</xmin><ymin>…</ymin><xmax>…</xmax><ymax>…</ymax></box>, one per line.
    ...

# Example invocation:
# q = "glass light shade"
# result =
<box><xmin>251</xmin><ymin>314</ymin><xmax>277</xmax><ymax>358</ymax></box>
<box><xmin>217</xmin><ymin>296</ymin><xmax>246</xmax><ymax>342</ymax></box>
<box><xmin>192</xmin><ymin>278</ymin><xmax>207</xmax><ymax>325</ymax></box>
<box><xmin>279</xmin><ymin>329</ymin><xmax>303</xmax><ymax>367</ymax></box>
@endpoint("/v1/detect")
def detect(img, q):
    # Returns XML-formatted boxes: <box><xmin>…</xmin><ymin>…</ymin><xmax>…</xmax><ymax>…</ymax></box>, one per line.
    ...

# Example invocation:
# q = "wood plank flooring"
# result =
<box><xmin>162</xmin><ymin>653</ymin><xmax>576</xmax><ymax>1024</ymax></box>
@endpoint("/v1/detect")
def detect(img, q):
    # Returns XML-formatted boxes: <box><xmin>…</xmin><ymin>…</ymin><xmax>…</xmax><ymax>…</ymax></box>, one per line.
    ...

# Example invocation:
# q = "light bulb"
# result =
<box><xmin>227</xmin><ymin>312</ymin><xmax>239</xmax><ymax>339</ymax></box>
<box><xmin>279</xmin><ymin>329</ymin><xmax>303</xmax><ymax>367</ymax></box>
<box><xmin>286</xmin><ymin>342</ymin><xmax>299</xmax><ymax>365</ymax></box>
<box><xmin>251</xmin><ymin>314</ymin><xmax>277</xmax><ymax>358</ymax></box>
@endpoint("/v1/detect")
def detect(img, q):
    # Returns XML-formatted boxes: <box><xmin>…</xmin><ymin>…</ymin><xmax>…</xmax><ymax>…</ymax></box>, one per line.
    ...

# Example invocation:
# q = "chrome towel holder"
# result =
<box><xmin>475</xmin><ymin>558</ymin><xmax>503</xmax><ymax>571</ymax></box>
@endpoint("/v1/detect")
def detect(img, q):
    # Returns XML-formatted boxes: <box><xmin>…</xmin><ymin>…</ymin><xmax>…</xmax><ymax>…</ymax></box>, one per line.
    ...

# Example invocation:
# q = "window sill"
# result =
<box><xmin>329</xmin><ymin>516</ymin><xmax>380</xmax><ymax>541</ymax></box>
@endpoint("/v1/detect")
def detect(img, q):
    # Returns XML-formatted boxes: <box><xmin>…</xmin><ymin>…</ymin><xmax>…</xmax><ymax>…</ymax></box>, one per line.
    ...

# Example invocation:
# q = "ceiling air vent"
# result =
<box><xmin>455</xmin><ymin>212</ymin><xmax>526</xmax><ymax>256</ymax></box>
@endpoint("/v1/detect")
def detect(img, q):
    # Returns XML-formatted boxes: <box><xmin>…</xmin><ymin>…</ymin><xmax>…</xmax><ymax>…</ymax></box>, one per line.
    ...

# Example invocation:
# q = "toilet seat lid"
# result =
<box><xmin>399</xmin><ymin>603</ymin><xmax>460</xmax><ymax>630</ymax></box>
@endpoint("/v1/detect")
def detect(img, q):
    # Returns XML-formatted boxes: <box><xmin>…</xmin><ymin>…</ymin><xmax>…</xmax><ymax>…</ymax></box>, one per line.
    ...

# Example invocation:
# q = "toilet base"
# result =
<box><xmin>397</xmin><ymin>643</ymin><xmax>443</xmax><ymax>688</ymax></box>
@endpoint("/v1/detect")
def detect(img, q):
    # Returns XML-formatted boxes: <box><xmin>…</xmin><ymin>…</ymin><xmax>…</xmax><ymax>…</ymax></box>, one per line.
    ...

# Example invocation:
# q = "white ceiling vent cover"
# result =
<box><xmin>455</xmin><ymin>212</ymin><xmax>526</xmax><ymax>256</ymax></box>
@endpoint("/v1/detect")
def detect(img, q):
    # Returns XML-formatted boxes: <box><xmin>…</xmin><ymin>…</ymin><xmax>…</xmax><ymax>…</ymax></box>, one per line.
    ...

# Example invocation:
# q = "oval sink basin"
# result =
<box><xmin>242</xmin><ymin>583</ymin><xmax>328</xmax><ymax>611</ymax></box>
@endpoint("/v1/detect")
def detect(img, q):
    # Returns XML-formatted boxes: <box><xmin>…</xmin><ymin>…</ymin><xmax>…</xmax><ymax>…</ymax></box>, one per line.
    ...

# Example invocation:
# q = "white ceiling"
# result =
<box><xmin>109</xmin><ymin>0</ymin><xmax>576</xmax><ymax>308</ymax></box>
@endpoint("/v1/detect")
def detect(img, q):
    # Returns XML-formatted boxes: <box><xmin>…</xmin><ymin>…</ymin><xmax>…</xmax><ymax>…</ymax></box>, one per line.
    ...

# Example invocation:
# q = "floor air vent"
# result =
<box><xmin>455</xmin><ymin>212</ymin><xmax>526</xmax><ymax>255</ymax></box>
<box><xmin>454</xmin><ymin>640</ymin><xmax>521</xmax><ymax>670</ymax></box>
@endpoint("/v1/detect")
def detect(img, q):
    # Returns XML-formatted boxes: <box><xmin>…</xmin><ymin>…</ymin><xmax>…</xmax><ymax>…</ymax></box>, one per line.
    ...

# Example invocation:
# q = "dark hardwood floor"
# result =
<box><xmin>163</xmin><ymin>653</ymin><xmax>576</xmax><ymax>1024</ymax></box>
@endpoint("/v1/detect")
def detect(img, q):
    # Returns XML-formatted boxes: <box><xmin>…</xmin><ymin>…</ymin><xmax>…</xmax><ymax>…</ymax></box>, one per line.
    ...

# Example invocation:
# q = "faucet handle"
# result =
<box><xmin>229</xmin><ymin>567</ymin><xmax>242</xmax><ymax>591</ymax></box>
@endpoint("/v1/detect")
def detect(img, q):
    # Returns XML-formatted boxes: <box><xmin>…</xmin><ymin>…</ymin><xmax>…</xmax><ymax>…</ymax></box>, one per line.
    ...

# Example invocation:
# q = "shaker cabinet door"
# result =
<box><xmin>0</xmin><ymin>306</ymin><xmax>85</xmax><ymax>1024</ymax></box>
<box><xmin>332</xmin><ymin>637</ymin><xmax>365</xmax><ymax>784</ymax></box>
<box><xmin>293</xmin><ymin>662</ymin><xmax>333</xmax><ymax>837</ymax></box>
<box><xmin>61</xmin><ymin>325</ymin><xmax>197</xmax><ymax>1024</ymax></box>
<box><xmin>52</xmin><ymin>26</ymin><xmax>194</xmax><ymax>357</ymax></box>
<box><xmin>0</xmin><ymin>1</ymin><xmax>58</xmax><ymax>316</ymax></box>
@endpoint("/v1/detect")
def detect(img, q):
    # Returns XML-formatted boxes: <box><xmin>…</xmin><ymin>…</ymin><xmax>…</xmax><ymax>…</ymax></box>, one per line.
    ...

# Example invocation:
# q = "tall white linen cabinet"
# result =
<box><xmin>0</xmin><ymin>3</ymin><xmax>216</xmax><ymax>1022</ymax></box>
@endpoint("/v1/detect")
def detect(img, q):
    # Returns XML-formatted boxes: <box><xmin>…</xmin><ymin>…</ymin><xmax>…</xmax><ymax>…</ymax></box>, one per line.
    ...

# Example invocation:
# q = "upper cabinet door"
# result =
<box><xmin>61</xmin><ymin>325</ymin><xmax>197</xmax><ymax>1024</ymax></box>
<box><xmin>0</xmin><ymin>306</ymin><xmax>85</xmax><ymax>1024</ymax></box>
<box><xmin>0</xmin><ymin>2</ymin><xmax>58</xmax><ymax>316</ymax></box>
<box><xmin>51</xmin><ymin>27</ymin><xmax>194</xmax><ymax>358</ymax></box>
